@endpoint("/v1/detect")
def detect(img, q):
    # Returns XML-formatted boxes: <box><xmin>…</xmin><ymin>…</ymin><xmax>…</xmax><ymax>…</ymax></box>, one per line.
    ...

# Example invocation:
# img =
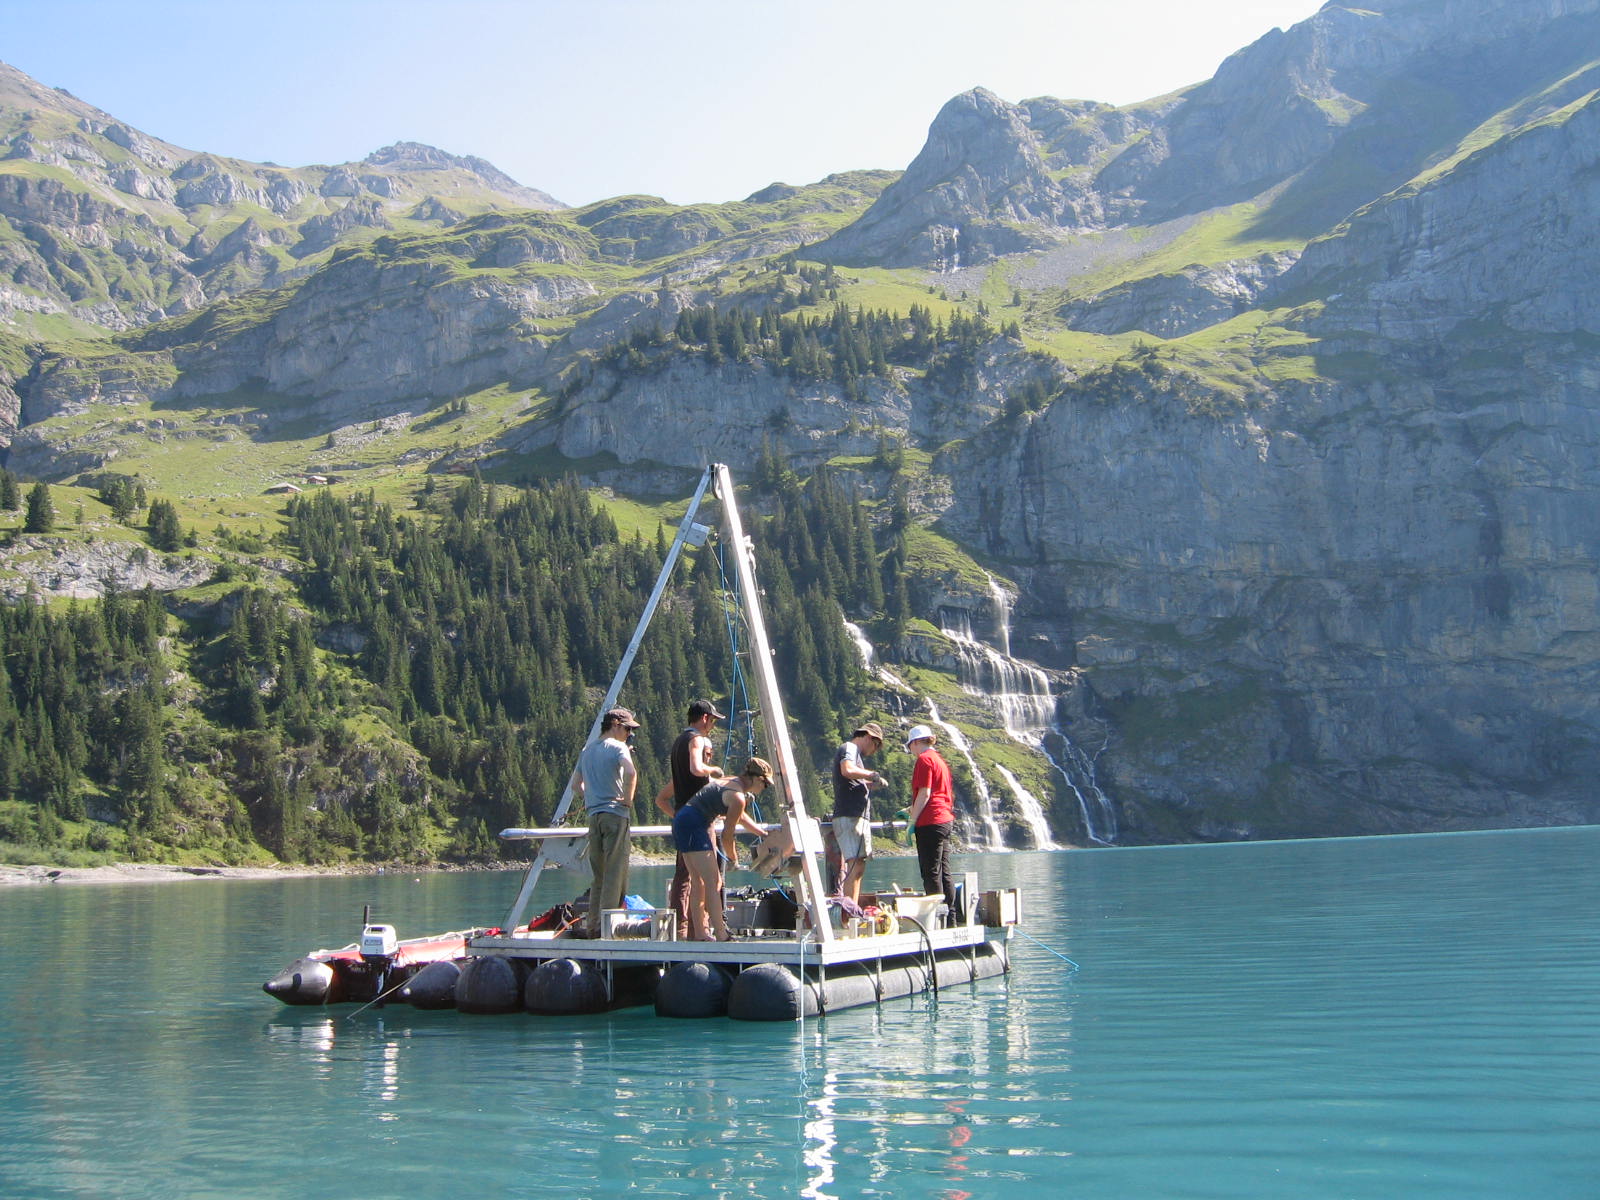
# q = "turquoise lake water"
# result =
<box><xmin>3</xmin><ymin>827</ymin><xmax>1598</xmax><ymax>1199</ymax></box>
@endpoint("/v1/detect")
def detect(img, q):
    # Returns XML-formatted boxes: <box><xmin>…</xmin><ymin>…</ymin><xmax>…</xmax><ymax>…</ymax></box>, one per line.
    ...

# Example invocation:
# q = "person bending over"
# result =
<box><xmin>671</xmin><ymin>757</ymin><xmax>772</xmax><ymax>941</ymax></box>
<box><xmin>654</xmin><ymin>699</ymin><xmax>728</xmax><ymax>937</ymax></box>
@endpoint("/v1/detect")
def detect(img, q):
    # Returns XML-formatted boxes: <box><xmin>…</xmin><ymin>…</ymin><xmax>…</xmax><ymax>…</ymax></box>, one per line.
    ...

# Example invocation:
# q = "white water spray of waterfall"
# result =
<box><xmin>988</xmin><ymin>577</ymin><xmax>1013</xmax><ymax>657</ymax></box>
<box><xmin>1048</xmin><ymin>724</ymin><xmax>1119</xmax><ymax>846</ymax></box>
<box><xmin>936</xmin><ymin>575</ymin><xmax>1118</xmax><ymax>846</ymax></box>
<box><xmin>992</xmin><ymin>582</ymin><xmax>1118</xmax><ymax>843</ymax></box>
<box><xmin>844</xmin><ymin>584</ymin><xmax>1121</xmax><ymax>846</ymax></box>
<box><xmin>937</xmin><ymin>606</ymin><xmax>1056</xmax><ymax>739</ymax></box>
<box><xmin>993</xmin><ymin>764</ymin><xmax>1057</xmax><ymax>850</ymax></box>
<box><xmin>842</xmin><ymin>621</ymin><xmax>911</xmax><ymax>692</ymax></box>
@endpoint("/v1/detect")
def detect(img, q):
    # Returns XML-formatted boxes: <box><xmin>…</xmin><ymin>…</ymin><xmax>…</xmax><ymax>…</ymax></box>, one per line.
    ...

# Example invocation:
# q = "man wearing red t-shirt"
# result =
<box><xmin>905</xmin><ymin>724</ymin><xmax>958</xmax><ymax>919</ymax></box>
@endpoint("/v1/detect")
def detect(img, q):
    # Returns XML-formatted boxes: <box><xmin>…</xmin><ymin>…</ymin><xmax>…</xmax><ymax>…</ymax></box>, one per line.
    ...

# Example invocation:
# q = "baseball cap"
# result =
<box><xmin>603</xmin><ymin>707</ymin><xmax>641</xmax><ymax>730</ymax></box>
<box><xmin>688</xmin><ymin>699</ymin><xmax>726</xmax><ymax>721</ymax></box>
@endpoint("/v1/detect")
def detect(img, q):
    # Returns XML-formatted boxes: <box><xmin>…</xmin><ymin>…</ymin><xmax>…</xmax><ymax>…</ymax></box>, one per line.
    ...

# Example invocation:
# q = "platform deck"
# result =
<box><xmin>468</xmin><ymin>922</ymin><xmax>1001</xmax><ymax>968</ymax></box>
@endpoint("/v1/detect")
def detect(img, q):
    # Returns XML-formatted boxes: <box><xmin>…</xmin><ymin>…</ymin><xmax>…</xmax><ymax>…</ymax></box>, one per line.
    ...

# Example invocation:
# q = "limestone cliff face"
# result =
<box><xmin>158</xmin><ymin>256</ymin><xmax>571</xmax><ymax>413</ymax></box>
<box><xmin>0</xmin><ymin>536</ymin><xmax>212</xmax><ymax>602</ymax></box>
<box><xmin>937</xmin><ymin>342</ymin><xmax>1600</xmax><ymax>838</ymax></box>
<box><xmin>533</xmin><ymin>336</ymin><xmax>1044</xmax><ymax>472</ymax></box>
<box><xmin>0</xmin><ymin>364</ymin><xmax>19</xmax><ymax>447</ymax></box>
<box><xmin>1059</xmin><ymin>251</ymin><xmax>1300</xmax><ymax>337</ymax></box>
<box><xmin>1282</xmin><ymin>88</ymin><xmax>1600</xmax><ymax>341</ymax></box>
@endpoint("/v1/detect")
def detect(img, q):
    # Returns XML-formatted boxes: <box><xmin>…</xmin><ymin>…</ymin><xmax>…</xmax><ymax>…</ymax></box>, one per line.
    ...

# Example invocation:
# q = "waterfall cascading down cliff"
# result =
<box><xmin>937</xmin><ymin>577</ymin><xmax>1118</xmax><ymax>847</ymax></box>
<box><xmin>994</xmin><ymin>763</ymin><xmax>1056</xmax><ymax>849</ymax></box>
<box><xmin>933</xmin><ymin>601</ymin><xmax>1058</xmax><ymax>848</ymax></box>
<box><xmin>1046</xmin><ymin>724</ymin><xmax>1118</xmax><ymax>847</ymax></box>
<box><xmin>991</xmin><ymin>577</ymin><xmax>1118</xmax><ymax>846</ymax></box>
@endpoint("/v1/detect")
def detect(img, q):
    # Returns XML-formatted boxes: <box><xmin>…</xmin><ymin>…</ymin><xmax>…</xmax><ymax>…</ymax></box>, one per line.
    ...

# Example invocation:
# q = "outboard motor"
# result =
<box><xmin>356</xmin><ymin>923</ymin><xmax>399</xmax><ymax>1005</ymax></box>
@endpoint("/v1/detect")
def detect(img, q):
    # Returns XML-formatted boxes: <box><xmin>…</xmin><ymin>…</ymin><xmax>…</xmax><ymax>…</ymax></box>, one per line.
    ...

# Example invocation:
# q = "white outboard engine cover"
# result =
<box><xmin>359</xmin><ymin>924</ymin><xmax>398</xmax><ymax>959</ymax></box>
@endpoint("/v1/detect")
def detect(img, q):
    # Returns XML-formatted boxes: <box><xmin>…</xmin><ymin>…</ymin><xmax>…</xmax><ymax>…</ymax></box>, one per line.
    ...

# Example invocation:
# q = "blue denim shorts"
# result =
<box><xmin>672</xmin><ymin>806</ymin><xmax>714</xmax><ymax>853</ymax></box>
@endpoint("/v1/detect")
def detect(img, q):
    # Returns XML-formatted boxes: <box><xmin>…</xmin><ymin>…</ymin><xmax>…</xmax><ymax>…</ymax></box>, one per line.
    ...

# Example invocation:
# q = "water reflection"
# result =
<box><xmin>262</xmin><ymin>1013</ymin><xmax>337</xmax><ymax>1077</ymax></box>
<box><xmin>800</xmin><ymin>1066</ymin><xmax>838</xmax><ymax>1200</ymax></box>
<box><xmin>943</xmin><ymin>1102</ymin><xmax>975</xmax><ymax>1200</ymax></box>
<box><xmin>781</xmin><ymin>969</ymin><xmax>1076</xmax><ymax>1199</ymax></box>
<box><xmin>367</xmin><ymin>1029</ymin><xmax>402</xmax><ymax>1114</ymax></box>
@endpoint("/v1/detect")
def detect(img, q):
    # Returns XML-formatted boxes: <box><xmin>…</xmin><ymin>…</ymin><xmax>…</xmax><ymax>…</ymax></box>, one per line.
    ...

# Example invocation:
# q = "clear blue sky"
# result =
<box><xmin>0</xmin><ymin>0</ymin><xmax>1328</xmax><ymax>207</ymax></box>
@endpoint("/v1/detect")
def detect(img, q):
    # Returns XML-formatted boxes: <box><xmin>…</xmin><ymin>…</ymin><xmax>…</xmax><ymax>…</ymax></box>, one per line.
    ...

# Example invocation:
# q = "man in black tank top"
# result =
<box><xmin>653</xmin><ymin>699</ymin><xmax>727</xmax><ymax>937</ymax></box>
<box><xmin>670</xmin><ymin>721</ymin><xmax>707</xmax><ymax>807</ymax></box>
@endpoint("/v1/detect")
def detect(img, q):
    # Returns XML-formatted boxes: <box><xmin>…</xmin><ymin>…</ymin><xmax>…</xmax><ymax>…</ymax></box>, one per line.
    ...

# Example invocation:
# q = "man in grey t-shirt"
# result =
<box><xmin>572</xmin><ymin>706</ymin><xmax>640</xmax><ymax>936</ymax></box>
<box><xmin>831</xmin><ymin>720</ymin><xmax>885</xmax><ymax>904</ymax></box>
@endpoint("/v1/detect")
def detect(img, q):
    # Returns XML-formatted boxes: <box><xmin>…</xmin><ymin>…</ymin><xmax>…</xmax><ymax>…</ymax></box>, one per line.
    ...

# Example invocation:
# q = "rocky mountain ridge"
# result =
<box><xmin>0</xmin><ymin>61</ymin><xmax>561</xmax><ymax>333</ymax></box>
<box><xmin>815</xmin><ymin>0</ymin><xmax>1600</xmax><ymax>269</ymax></box>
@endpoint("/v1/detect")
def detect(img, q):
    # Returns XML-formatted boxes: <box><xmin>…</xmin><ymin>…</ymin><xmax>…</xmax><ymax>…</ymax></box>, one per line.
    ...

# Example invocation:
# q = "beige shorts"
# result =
<box><xmin>833</xmin><ymin>814</ymin><xmax>873</xmax><ymax>862</ymax></box>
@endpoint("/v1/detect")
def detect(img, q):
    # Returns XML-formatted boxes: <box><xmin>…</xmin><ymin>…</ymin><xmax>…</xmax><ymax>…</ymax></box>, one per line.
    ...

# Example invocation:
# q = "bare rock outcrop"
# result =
<box><xmin>1059</xmin><ymin>251</ymin><xmax>1300</xmax><ymax>337</ymax></box>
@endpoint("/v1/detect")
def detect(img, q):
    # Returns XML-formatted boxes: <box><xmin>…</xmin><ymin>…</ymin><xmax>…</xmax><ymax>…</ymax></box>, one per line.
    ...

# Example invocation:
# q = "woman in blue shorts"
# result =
<box><xmin>672</xmin><ymin>757</ymin><xmax>773</xmax><ymax>940</ymax></box>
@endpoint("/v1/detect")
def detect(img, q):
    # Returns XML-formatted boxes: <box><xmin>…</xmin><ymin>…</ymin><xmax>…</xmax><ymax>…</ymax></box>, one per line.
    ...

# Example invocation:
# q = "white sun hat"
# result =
<box><xmin>903</xmin><ymin>724</ymin><xmax>935</xmax><ymax>750</ymax></box>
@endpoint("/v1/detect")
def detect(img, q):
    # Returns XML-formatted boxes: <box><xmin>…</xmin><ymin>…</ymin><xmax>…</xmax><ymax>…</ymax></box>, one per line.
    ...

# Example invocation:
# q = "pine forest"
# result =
<box><xmin>0</xmin><ymin>468</ymin><xmax>895</xmax><ymax>867</ymax></box>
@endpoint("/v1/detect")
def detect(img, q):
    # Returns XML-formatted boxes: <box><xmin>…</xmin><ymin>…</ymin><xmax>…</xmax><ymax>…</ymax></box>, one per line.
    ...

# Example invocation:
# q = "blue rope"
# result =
<box><xmin>714</xmin><ymin>541</ymin><xmax>761</xmax><ymax>821</ymax></box>
<box><xmin>1013</xmin><ymin>929</ymin><xmax>1081</xmax><ymax>973</ymax></box>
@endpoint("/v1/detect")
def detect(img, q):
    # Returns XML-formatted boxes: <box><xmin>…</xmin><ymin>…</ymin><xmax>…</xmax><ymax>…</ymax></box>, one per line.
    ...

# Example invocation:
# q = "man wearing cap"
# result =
<box><xmin>831</xmin><ymin>720</ymin><xmax>886</xmax><ymax>903</ymax></box>
<box><xmin>573</xmin><ymin>706</ymin><xmax>640</xmax><ymax>936</ymax></box>
<box><xmin>655</xmin><ymin>699</ymin><xmax>729</xmax><ymax>937</ymax></box>
<box><xmin>905</xmin><ymin>724</ymin><xmax>958</xmax><ymax>919</ymax></box>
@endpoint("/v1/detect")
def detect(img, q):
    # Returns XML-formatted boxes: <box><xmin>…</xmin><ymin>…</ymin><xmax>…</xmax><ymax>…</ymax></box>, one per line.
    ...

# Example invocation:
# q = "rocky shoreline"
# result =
<box><xmin>1</xmin><ymin>842</ymin><xmax>907</xmax><ymax>887</ymax></box>
<box><xmin>0</xmin><ymin>861</ymin><xmax>396</xmax><ymax>887</ymax></box>
<box><xmin>0</xmin><ymin>848</ymin><xmax>694</xmax><ymax>888</ymax></box>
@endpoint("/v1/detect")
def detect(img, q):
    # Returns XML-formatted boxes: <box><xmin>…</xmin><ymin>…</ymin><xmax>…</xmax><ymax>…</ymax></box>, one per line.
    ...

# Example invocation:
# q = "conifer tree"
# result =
<box><xmin>148</xmin><ymin>498</ymin><xmax>183</xmax><ymax>552</ymax></box>
<box><xmin>23</xmin><ymin>482</ymin><xmax>54</xmax><ymax>533</ymax></box>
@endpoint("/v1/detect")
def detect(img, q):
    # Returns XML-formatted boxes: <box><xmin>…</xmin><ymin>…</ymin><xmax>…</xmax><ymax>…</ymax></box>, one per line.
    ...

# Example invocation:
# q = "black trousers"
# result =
<box><xmin>914</xmin><ymin>822</ymin><xmax>956</xmax><ymax>910</ymax></box>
